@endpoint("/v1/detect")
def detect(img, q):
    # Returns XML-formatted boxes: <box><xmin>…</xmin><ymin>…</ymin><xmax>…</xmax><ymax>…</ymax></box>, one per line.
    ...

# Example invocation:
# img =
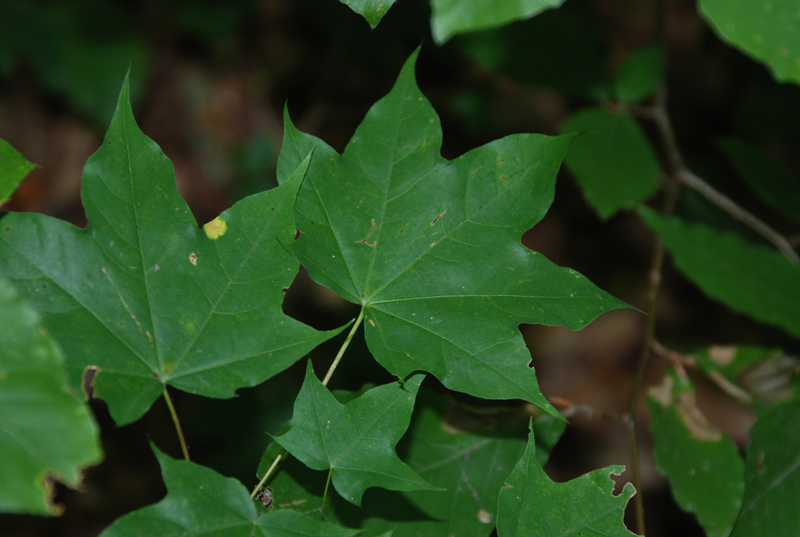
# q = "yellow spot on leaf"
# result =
<box><xmin>203</xmin><ymin>217</ymin><xmax>227</xmax><ymax>240</ymax></box>
<box><xmin>189</xmin><ymin>252</ymin><xmax>198</xmax><ymax>265</ymax></box>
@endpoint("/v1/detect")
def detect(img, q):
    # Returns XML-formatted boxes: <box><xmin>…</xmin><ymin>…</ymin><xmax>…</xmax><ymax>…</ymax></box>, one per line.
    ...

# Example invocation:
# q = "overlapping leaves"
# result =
<box><xmin>497</xmin><ymin>422</ymin><xmax>636</xmax><ymax>537</ymax></box>
<box><xmin>274</xmin><ymin>363</ymin><xmax>436</xmax><ymax>506</ymax></box>
<box><xmin>260</xmin><ymin>388</ymin><xmax>564</xmax><ymax>537</ymax></box>
<box><xmin>0</xmin><ymin>75</ymin><xmax>338</xmax><ymax>425</ymax></box>
<box><xmin>100</xmin><ymin>445</ymin><xmax>359</xmax><ymax>537</ymax></box>
<box><xmin>278</xmin><ymin>51</ymin><xmax>627</xmax><ymax>417</ymax></box>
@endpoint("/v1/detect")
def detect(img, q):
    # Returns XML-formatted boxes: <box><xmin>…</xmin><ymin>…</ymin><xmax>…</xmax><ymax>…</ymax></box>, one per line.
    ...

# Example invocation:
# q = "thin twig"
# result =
<box><xmin>163</xmin><ymin>386</ymin><xmax>190</xmax><ymax>461</ymax></box>
<box><xmin>677</xmin><ymin>169</ymin><xmax>799</xmax><ymax>264</ymax></box>
<box><xmin>637</xmin><ymin>92</ymin><xmax>799</xmax><ymax>265</ymax></box>
<box><xmin>624</xmin><ymin>83</ymin><xmax>684</xmax><ymax>537</ymax></box>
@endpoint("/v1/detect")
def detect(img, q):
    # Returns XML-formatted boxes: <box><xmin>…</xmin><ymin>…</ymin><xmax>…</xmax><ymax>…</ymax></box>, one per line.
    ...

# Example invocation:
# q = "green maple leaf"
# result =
<box><xmin>260</xmin><ymin>388</ymin><xmax>565</xmax><ymax>536</ymax></box>
<box><xmin>497</xmin><ymin>421</ymin><xmax>636</xmax><ymax>537</ymax></box>
<box><xmin>278</xmin><ymin>51</ymin><xmax>627</xmax><ymax>418</ymax></box>
<box><xmin>100</xmin><ymin>444</ymin><xmax>359</xmax><ymax>537</ymax></box>
<box><xmin>274</xmin><ymin>362</ymin><xmax>438</xmax><ymax>506</ymax></box>
<box><xmin>0</xmin><ymin>75</ymin><xmax>339</xmax><ymax>425</ymax></box>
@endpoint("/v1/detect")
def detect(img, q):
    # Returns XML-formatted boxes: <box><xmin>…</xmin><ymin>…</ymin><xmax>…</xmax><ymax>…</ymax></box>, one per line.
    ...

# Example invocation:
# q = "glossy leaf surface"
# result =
<box><xmin>0</xmin><ymin>76</ymin><xmax>337</xmax><ymax>425</ymax></box>
<box><xmin>731</xmin><ymin>398</ymin><xmax>800</xmax><ymax>537</ymax></box>
<box><xmin>100</xmin><ymin>445</ymin><xmax>359</xmax><ymax>537</ymax></box>
<box><xmin>337</xmin><ymin>0</ymin><xmax>397</xmax><ymax>28</ymax></box>
<box><xmin>261</xmin><ymin>388</ymin><xmax>564</xmax><ymax>537</ymax></box>
<box><xmin>430</xmin><ymin>0</ymin><xmax>565</xmax><ymax>44</ymax></box>
<box><xmin>497</xmin><ymin>422</ymin><xmax>636</xmax><ymax>537</ymax></box>
<box><xmin>0</xmin><ymin>139</ymin><xmax>35</xmax><ymax>205</ymax></box>
<box><xmin>278</xmin><ymin>52</ymin><xmax>628</xmax><ymax>417</ymax></box>
<box><xmin>640</xmin><ymin>208</ymin><xmax>800</xmax><ymax>338</ymax></box>
<box><xmin>274</xmin><ymin>362</ymin><xmax>435</xmax><ymax>506</ymax></box>
<box><xmin>699</xmin><ymin>0</ymin><xmax>800</xmax><ymax>85</ymax></box>
<box><xmin>561</xmin><ymin>108</ymin><xmax>659</xmax><ymax>220</ymax></box>
<box><xmin>0</xmin><ymin>277</ymin><xmax>101</xmax><ymax>515</ymax></box>
<box><xmin>647</xmin><ymin>370</ymin><xmax>744</xmax><ymax>537</ymax></box>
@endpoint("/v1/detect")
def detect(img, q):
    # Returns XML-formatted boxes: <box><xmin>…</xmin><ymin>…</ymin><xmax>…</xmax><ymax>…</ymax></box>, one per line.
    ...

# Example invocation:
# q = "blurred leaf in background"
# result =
<box><xmin>0</xmin><ymin>276</ymin><xmax>102</xmax><ymax>515</ymax></box>
<box><xmin>561</xmin><ymin>108</ymin><xmax>660</xmax><ymax>220</ymax></box>
<box><xmin>0</xmin><ymin>139</ymin><xmax>35</xmax><ymax>205</ymax></box>
<box><xmin>640</xmin><ymin>207</ymin><xmax>800</xmax><ymax>338</ymax></box>
<box><xmin>648</xmin><ymin>370</ymin><xmax>744</xmax><ymax>537</ymax></box>
<box><xmin>0</xmin><ymin>0</ymin><xmax>148</xmax><ymax>125</ymax></box>
<box><xmin>718</xmin><ymin>137</ymin><xmax>800</xmax><ymax>226</ymax></box>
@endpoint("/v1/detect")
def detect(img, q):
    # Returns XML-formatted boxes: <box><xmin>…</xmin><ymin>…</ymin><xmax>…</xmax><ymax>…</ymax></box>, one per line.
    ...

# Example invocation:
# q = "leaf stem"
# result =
<box><xmin>163</xmin><ymin>386</ymin><xmax>190</xmax><ymax>461</ymax></box>
<box><xmin>251</xmin><ymin>448</ymin><xmax>285</xmax><ymax>499</ymax></box>
<box><xmin>321</xmin><ymin>307</ymin><xmax>365</xmax><ymax>387</ymax></box>
<box><xmin>250</xmin><ymin>308</ymin><xmax>365</xmax><ymax>500</ymax></box>
<box><xmin>320</xmin><ymin>468</ymin><xmax>333</xmax><ymax>520</ymax></box>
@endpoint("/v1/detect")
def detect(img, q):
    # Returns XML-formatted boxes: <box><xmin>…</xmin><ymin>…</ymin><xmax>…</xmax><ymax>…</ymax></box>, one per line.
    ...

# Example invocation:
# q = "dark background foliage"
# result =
<box><xmin>1</xmin><ymin>0</ymin><xmax>797</xmax><ymax>535</ymax></box>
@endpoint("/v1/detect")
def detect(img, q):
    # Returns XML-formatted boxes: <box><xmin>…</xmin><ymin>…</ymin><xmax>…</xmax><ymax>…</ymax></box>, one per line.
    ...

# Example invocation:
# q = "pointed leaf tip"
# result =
<box><xmin>0</xmin><ymin>77</ymin><xmax>339</xmax><ymax>425</ymax></box>
<box><xmin>275</xmin><ymin>361</ymin><xmax>437</xmax><ymax>506</ymax></box>
<box><xmin>279</xmin><ymin>50</ymin><xmax>626</xmax><ymax>418</ymax></box>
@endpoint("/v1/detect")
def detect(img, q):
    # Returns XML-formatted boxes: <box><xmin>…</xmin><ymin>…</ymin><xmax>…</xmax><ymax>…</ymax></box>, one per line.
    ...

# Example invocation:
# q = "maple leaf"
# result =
<box><xmin>0</xmin><ymin>75</ymin><xmax>339</xmax><ymax>425</ymax></box>
<box><xmin>497</xmin><ymin>421</ymin><xmax>636</xmax><ymax>537</ymax></box>
<box><xmin>99</xmin><ymin>444</ymin><xmax>359</xmax><ymax>537</ymax></box>
<box><xmin>260</xmin><ymin>388</ymin><xmax>565</xmax><ymax>535</ymax></box>
<box><xmin>274</xmin><ymin>362</ymin><xmax>438</xmax><ymax>506</ymax></box>
<box><xmin>278</xmin><ymin>50</ymin><xmax>627</xmax><ymax>417</ymax></box>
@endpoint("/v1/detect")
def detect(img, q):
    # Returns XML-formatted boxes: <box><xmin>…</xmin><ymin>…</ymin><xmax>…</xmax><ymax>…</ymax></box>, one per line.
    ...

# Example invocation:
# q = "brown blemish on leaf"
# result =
<box><xmin>189</xmin><ymin>252</ymin><xmax>197</xmax><ymax>265</ymax></box>
<box><xmin>203</xmin><ymin>216</ymin><xmax>227</xmax><ymax>240</ymax></box>
<box><xmin>709</xmin><ymin>345</ymin><xmax>737</xmax><ymax>366</ymax></box>
<box><xmin>368</xmin><ymin>318</ymin><xmax>375</xmax><ymax>327</ymax></box>
<box><xmin>356</xmin><ymin>218</ymin><xmax>377</xmax><ymax>247</ymax></box>
<box><xmin>648</xmin><ymin>375</ymin><xmax>673</xmax><ymax>407</ymax></box>
<box><xmin>431</xmin><ymin>210</ymin><xmax>446</xmax><ymax>226</ymax></box>
<box><xmin>477</xmin><ymin>509</ymin><xmax>492</xmax><ymax>523</ymax></box>
<box><xmin>677</xmin><ymin>391</ymin><xmax>722</xmax><ymax>441</ymax></box>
